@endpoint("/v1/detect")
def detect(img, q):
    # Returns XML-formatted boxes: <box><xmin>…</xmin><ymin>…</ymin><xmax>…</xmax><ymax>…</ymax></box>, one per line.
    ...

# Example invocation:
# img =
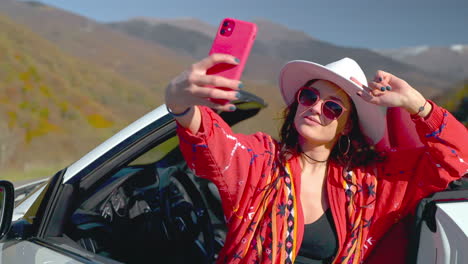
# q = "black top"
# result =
<box><xmin>296</xmin><ymin>208</ymin><xmax>338</xmax><ymax>264</ymax></box>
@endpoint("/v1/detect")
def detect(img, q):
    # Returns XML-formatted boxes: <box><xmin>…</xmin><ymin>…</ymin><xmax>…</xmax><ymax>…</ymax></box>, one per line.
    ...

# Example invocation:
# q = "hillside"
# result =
<box><xmin>0</xmin><ymin>0</ymin><xmax>193</xmax><ymax>90</ymax></box>
<box><xmin>433</xmin><ymin>80</ymin><xmax>468</xmax><ymax>125</ymax></box>
<box><xmin>0</xmin><ymin>14</ymin><xmax>157</xmax><ymax>174</ymax></box>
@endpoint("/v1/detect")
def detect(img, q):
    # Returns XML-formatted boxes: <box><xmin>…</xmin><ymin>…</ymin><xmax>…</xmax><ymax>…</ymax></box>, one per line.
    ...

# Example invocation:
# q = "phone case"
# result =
<box><xmin>207</xmin><ymin>18</ymin><xmax>257</xmax><ymax>104</ymax></box>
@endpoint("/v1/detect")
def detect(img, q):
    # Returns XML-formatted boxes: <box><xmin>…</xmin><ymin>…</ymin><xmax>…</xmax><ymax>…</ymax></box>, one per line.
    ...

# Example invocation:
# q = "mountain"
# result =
<box><xmin>132</xmin><ymin>17</ymin><xmax>217</xmax><ymax>38</ymax></box>
<box><xmin>1</xmin><ymin>0</ymin><xmax>456</xmax><ymax>97</ymax></box>
<box><xmin>109</xmin><ymin>18</ymin><xmax>455</xmax><ymax>98</ymax></box>
<box><xmin>0</xmin><ymin>12</ymin><xmax>161</xmax><ymax>173</ymax></box>
<box><xmin>0</xmin><ymin>0</ymin><xmax>193</xmax><ymax>90</ymax></box>
<box><xmin>375</xmin><ymin>45</ymin><xmax>468</xmax><ymax>81</ymax></box>
<box><xmin>107</xmin><ymin>18</ymin><xmax>214</xmax><ymax>60</ymax></box>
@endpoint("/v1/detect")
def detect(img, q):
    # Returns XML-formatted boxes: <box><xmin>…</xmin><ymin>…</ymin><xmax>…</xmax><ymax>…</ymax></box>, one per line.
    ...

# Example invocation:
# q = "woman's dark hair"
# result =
<box><xmin>279</xmin><ymin>79</ymin><xmax>385</xmax><ymax>169</ymax></box>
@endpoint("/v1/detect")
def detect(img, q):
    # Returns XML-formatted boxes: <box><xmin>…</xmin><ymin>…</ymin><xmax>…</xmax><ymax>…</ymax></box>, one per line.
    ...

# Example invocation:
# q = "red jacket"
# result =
<box><xmin>177</xmin><ymin>103</ymin><xmax>467</xmax><ymax>264</ymax></box>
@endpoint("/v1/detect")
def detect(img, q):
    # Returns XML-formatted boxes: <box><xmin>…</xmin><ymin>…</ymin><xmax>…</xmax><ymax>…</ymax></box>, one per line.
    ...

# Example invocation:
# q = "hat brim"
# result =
<box><xmin>279</xmin><ymin>60</ymin><xmax>387</xmax><ymax>144</ymax></box>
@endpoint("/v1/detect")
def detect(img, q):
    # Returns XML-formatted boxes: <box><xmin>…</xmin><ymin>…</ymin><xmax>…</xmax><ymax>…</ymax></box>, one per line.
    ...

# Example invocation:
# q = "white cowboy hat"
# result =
<box><xmin>279</xmin><ymin>57</ymin><xmax>387</xmax><ymax>145</ymax></box>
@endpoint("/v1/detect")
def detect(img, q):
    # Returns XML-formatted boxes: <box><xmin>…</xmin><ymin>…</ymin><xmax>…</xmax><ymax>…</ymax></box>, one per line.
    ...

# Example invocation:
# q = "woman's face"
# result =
<box><xmin>294</xmin><ymin>80</ymin><xmax>352</xmax><ymax>148</ymax></box>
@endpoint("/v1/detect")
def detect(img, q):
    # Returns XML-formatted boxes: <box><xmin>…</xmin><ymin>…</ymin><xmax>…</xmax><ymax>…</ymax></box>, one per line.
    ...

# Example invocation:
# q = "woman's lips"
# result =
<box><xmin>303</xmin><ymin>115</ymin><xmax>322</xmax><ymax>125</ymax></box>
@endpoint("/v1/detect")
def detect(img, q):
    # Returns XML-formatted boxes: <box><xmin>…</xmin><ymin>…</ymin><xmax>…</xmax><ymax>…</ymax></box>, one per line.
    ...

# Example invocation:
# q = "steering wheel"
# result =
<box><xmin>159</xmin><ymin>167</ymin><xmax>215</xmax><ymax>263</ymax></box>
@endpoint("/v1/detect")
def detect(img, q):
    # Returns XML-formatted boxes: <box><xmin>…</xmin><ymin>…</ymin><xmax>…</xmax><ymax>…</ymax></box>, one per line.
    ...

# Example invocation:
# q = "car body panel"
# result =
<box><xmin>417</xmin><ymin>201</ymin><xmax>468</xmax><ymax>263</ymax></box>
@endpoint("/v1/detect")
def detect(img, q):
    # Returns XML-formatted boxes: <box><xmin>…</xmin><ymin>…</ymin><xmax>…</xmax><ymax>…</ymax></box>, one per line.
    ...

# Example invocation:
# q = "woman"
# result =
<box><xmin>165</xmin><ymin>54</ymin><xmax>467</xmax><ymax>264</ymax></box>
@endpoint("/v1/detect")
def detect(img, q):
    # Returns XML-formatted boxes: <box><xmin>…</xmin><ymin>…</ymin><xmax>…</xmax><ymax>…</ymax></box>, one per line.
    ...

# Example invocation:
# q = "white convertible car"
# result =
<box><xmin>0</xmin><ymin>92</ymin><xmax>466</xmax><ymax>263</ymax></box>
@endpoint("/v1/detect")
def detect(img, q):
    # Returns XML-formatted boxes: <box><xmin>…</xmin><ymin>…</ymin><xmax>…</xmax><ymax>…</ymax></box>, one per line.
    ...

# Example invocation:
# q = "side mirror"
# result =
<box><xmin>0</xmin><ymin>180</ymin><xmax>14</xmax><ymax>240</ymax></box>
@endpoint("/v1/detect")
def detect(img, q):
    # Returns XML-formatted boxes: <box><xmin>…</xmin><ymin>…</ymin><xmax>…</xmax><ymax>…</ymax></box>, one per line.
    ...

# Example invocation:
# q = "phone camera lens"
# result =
<box><xmin>220</xmin><ymin>29</ymin><xmax>226</xmax><ymax>35</ymax></box>
<box><xmin>223</xmin><ymin>21</ymin><xmax>230</xmax><ymax>27</ymax></box>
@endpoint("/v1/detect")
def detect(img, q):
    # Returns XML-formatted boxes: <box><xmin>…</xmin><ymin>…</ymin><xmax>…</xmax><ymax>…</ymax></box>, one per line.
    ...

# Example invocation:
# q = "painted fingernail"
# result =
<box><xmin>386</xmin><ymin>86</ymin><xmax>392</xmax><ymax>91</ymax></box>
<box><xmin>378</xmin><ymin>77</ymin><xmax>383</xmax><ymax>82</ymax></box>
<box><xmin>234</xmin><ymin>58</ymin><xmax>240</xmax><ymax>63</ymax></box>
<box><xmin>235</xmin><ymin>92</ymin><xmax>241</xmax><ymax>99</ymax></box>
<box><xmin>238</xmin><ymin>82</ymin><xmax>244</xmax><ymax>89</ymax></box>
<box><xmin>229</xmin><ymin>106</ymin><xmax>236</xmax><ymax>111</ymax></box>
<box><xmin>380</xmin><ymin>87</ymin><xmax>386</xmax><ymax>91</ymax></box>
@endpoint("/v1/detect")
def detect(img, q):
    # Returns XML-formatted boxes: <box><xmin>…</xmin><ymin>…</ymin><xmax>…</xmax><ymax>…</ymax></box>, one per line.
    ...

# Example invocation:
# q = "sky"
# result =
<box><xmin>35</xmin><ymin>0</ymin><xmax>468</xmax><ymax>49</ymax></box>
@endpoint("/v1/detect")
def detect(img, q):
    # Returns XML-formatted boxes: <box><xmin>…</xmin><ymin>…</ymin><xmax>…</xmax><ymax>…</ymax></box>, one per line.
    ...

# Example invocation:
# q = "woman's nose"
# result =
<box><xmin>307</xmin><ymin>100</ymin><xmax>323</xmax><ymax>115</ymax></box>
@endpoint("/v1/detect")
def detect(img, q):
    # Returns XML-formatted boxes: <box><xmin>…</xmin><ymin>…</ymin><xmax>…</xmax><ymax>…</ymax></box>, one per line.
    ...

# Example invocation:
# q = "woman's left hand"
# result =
<box><xmin>350</xmin><ymin>70</ymin><xmax>431</xmax><ymax>117</ymax></box>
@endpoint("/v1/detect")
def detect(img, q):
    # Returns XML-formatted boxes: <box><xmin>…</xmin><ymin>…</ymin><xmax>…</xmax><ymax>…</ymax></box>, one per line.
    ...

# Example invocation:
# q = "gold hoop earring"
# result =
<box><xmin>339</xmin><ymin>134</ymin><xmax>351</xmax><ymax>156</ymax></box>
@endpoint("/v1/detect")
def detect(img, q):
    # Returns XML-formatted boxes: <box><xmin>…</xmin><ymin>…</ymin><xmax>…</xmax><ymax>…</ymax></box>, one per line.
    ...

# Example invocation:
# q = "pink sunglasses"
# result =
<box><xmin>296</xmin><ymin>87</ymin><xmax>348</xmax><ymax>120</ymax></box>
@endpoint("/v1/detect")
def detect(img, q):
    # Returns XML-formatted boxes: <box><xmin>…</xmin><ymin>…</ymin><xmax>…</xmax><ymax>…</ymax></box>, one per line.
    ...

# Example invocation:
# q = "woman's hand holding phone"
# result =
<box><xmin>165</xmin><ymin>54</ymin><xmax>242</xmax><ymax>113</ymax></box>
<box><xmin>165</xmin><ymin>54</ymin><xmax>242</xmax><ymax>133</ymax></box>
<box><xmin>164</xmin><ymin>18</ymin><xmax>256</xmax><ymax>133</ymax></box>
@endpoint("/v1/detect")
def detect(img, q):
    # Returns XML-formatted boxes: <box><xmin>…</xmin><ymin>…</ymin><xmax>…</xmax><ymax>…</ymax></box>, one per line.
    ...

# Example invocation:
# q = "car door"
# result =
<box><xmin>4</xmin><ymin>169</ymin><xmax>122</xmax><ymax>263</ymax></box>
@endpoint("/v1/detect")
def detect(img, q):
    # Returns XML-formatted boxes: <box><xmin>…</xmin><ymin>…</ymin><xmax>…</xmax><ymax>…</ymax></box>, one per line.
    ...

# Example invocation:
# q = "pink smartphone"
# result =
<box><xmin>207</xmin><ymin>18</ymin><xmax>257</xmax><ymax>104</ymax></box>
